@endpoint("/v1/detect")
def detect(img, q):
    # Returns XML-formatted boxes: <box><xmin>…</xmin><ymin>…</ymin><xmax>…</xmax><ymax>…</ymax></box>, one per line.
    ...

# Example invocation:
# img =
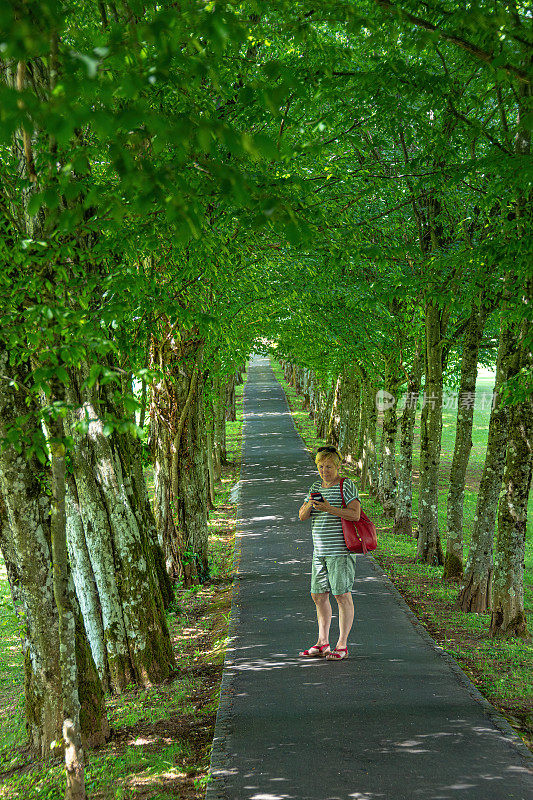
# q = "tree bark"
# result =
<box><xmin>226</xmin><ymin>372</ymin><xmax>237</xmax><ymax>422</ymax></box>
<box><xmin>457</xmin><ymin>294</ymin><xmax>516</xmax><ymax>611</ymax></box>
<box><xmin>49</xmin><ymin>416</ymin><xmax>86</xmax><ymax>800</ymax></box>
<box><xmin>316</xmin><ymin>382</ymin><xmax>334</xmax><ymax>440</ymax></box>
<box><xmin>214</xmin><ymin>372</ymin><xmax>228</xmax><ymax>466</ymax></box>
<box><xmin>327</xmin><ymin>376</ymin><xmax>342</xmax><ymax>446</ymax></box>
<box><xmin>393</xmin><ymin>343</ymin><xmax>422</xmax><ymax>536</ymax></box>
<box><xmin>65</xmin><ymin>370</ymin><xmax>175</xmax><ymax>692</ymax></box>
<box><xmin>338</xmin><ymin>368</ymin><xmax>361</xmax><ymax>463</ymax></box>
<box><xmin>443</xmin><ymin>300</ymin><xmax>490</xmax><ymax>579</ymax></box>
<box><xmin>378</xmin><ymin>365</ymin><xmax>401</xmax><ymax>515</ymax></box>
<box><xmin>66</xmin><ymin>478</ymin><xmax>109</xmax><ymax>691</ymax></box>
<box><xmin>206</xmin><ymin>422</ymin><xmax>217</xmax><ymax>509</ymax></box>
<box><xmin>360</xmin><ymin>379</ymin><xmax>379</xmax><ymax>493</ymax></box>
<box><xmin>417</xmin><ymin>300</ymin><xmax>447</xmax><ymax>565</ymax></box>
<box><xmin>151</xmin><ymin>330</ymin><xmax>209</xmax><ymax>585</ymax></box>
<box><xmin>489</xmin><ymin>282</ymin><xmax>532</xmax><ymax>639</ymax></box>
<box><xmin>0</xmin><ymin>350</ymin><xmax>109</xmax><ymax>756</ymax></box>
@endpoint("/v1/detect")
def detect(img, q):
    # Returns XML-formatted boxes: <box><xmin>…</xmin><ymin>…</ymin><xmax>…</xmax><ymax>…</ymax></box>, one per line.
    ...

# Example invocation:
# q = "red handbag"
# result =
<box><xmin>339</xmin><ymin>478</ymin><xmax>378</xmax><ymax>555</ymax></box>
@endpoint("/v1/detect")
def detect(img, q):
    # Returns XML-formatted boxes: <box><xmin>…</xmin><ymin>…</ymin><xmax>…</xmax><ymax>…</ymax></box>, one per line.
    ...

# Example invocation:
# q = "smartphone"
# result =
<box><xmin>311</xmin><ymin>491</ymin><xmax>325</xmax><ymax>503</ymax></box>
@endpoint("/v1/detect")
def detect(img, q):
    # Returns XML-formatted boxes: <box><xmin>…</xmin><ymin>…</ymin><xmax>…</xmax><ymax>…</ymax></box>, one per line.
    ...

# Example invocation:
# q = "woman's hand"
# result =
<box><xmin>311</xmin><ymin>498</ymin><xmax>332</xmax><ymax>513</ymax></box>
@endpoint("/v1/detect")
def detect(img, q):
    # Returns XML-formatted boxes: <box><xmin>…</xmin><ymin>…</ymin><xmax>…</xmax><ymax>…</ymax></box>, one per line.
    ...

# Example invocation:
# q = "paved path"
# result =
<box><xmin>206</xmin><ymin>355</ymin><xmax>532</xmax><ymax>800</ymax></box>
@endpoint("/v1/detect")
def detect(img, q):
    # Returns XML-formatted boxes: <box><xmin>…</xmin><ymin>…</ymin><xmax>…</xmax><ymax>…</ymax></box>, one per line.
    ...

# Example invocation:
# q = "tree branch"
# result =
<box><xmin>374</xmin><ymin>0</ymin><xmax>530</xmax><ymax>85</ymax></box>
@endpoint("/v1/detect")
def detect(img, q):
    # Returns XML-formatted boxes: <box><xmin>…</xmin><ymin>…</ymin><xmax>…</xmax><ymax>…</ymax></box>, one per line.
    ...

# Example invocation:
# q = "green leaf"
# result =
<box><xmin>87</xmin><ymin>364</ymin><xmax>101</xmax><ymax>388</ymax></box>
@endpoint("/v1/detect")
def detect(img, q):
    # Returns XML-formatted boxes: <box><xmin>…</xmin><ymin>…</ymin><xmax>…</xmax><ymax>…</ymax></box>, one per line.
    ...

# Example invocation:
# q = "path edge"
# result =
<box><xmin>205</xmin><ymin>370</ymin><xmax>250</xmax><ymax>800</ymax></box>
<box><xmin>367</xmin><ymin>556</ymin><xmax>533</xmax><ymax>769</ymax></box>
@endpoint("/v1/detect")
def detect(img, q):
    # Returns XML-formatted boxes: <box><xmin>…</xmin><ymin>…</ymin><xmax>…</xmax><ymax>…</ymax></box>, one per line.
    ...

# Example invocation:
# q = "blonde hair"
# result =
<box><xmin>315</xmin><ymin>447</ymin><xmax>342</xmax><ymax>467</ymax></box>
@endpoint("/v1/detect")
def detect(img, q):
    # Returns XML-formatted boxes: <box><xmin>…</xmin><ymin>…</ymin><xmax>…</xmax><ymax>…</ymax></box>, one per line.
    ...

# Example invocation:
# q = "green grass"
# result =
<box><xmin>0</xmin><ymin>369</ymin><xmax>247</xmax><ymax>799</ymax></box>
<box><xmin>271</xmin><ymin>358</ymin><xmax>533</xmax><ymax>750</ymax></box>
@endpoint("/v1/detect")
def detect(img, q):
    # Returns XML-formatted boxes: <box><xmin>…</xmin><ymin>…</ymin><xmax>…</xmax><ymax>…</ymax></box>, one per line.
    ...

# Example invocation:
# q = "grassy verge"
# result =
<box><xmin>270</xmin><ymin>359</ymin><xmax>533</xmax><ymax>753</ymax></box>
<box><xmin>0</xmin><ymin>371</ymin><xmax>246</xmax><ymax>799</ymax></box>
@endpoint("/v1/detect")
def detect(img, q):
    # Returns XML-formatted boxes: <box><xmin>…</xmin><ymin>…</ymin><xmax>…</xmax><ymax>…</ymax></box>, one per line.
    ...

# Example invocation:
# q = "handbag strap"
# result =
<box><xmin>339</xmin><ymin>477</ymin><xmax>346</xmax><ymax>508</ymax></box>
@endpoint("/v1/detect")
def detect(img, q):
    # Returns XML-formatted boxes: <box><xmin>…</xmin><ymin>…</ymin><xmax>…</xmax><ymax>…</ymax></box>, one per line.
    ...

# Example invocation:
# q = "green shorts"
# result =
<box><xmin>311</xmin><ymin>552</ymin><xmax>357</xmax><ymax>596</ymax></box>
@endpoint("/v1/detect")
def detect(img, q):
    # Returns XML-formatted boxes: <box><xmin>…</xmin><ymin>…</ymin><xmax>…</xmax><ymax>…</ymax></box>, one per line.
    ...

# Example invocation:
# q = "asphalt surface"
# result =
<box><xmin>206</xmin><ymin>355</ymin><xmax>533</xmax><ymax>800</ymax></box>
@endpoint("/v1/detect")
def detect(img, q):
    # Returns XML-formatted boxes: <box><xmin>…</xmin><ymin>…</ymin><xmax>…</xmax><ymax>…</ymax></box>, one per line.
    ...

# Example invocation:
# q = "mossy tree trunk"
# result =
<box><xmin>326</xmin><ymin>376</ymin><xmax>342</xmax><ymax>446</ymax></box>
<box><xmin>457</xmin><ymin>286</ymin><xmax>516</xmax><ymax>612</ymax></box>
<box><xmin>489</xmin><ymin>90</ymin><xmax>532</xmax><ymax>637</ymax></box>
<box><xmin>226</xmin><ymin>372</ymin><xmax>237</xmax><ymax>422</ymax></box>
<box><xmin>360</xmin><ymin>378</ymin><xmax>379</xmax><ymax>493</ymax></box>
<box><xmin>49</xmin><ymin>415</ymin><xmax>86</xmax><ymax>800</ymax></box>
<box><xmin>301</xmin><ymin>368</ymin><xmax>313</xmax><ymax>412</ymax></box>
<box><xmin>416</xmin><ymin>300</ymin><xmax>448</xmax><ymax>565</ymax></box>
<box><xmin>205</xmin><ymin>418</ymin><xmax>217</xmax><ymax>510</ymax></box>
<box><xmin>489</xmin><ymin>278</ymin><xmax>532</xmax><ymax>639</ymax></box>
<box><xmin>65</xmin><ymin>369</ymin><xmax>175</xmax><ymax>693</ymax></box>
<box><xmin>316</xmin><ymin>382</ymin><xmax>335</xmax><ymax>440</ymax></box>
<box><xmin>443</xmin><ymin>300</ymin><xmax>490</xmax><ymax>580</ymax></box>
<box><xmin>338</xmin><ymin>368</ymin><xmax>361</xmax><ymax>464</ymax></box>
<box><xmin>151</xmin><ymin>329</ymin><xmax>209</xmax><ymax>586</ymax></box>
<box><xmin>393</xmin><ymin>342</ymin><xmax>422</xmax><ymax>536</ymax></box>
<box><xmin>212</xmin><ymin>371</ymin><xmax>227</xmax><ymax>472</ymax></box>
<box><xmin>378</xmin><ymin>364</ymin><xmax>402</xmax><ymax>516</ymax></box>
<box><xmin>0</xmin><ymin>350</ymin><xmax>109</xmax><ymax>757</ymax></box>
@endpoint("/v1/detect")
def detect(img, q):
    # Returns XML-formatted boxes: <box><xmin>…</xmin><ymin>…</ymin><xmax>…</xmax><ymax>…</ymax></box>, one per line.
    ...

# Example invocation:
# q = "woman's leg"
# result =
<box><xmin>311</xmin><ymin>592</ymin><xmax>332</xmax><ymax>644</ymax></box>
<box><xmin>333</xmin><ymin>592</ymin><xmax>354</xmax><ymax>649</ymax></box>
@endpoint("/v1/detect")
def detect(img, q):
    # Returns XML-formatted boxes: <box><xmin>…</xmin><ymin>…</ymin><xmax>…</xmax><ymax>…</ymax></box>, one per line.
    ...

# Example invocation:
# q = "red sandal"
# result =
<box><xmin>326</xmin><ymin>647</ymin><xmax>348</xmax><ymax>660</ymax></box>
<box><xmin>298</xmin><ymin>642</ymin><xmax>330</xmax><ymax>658</ymax></box>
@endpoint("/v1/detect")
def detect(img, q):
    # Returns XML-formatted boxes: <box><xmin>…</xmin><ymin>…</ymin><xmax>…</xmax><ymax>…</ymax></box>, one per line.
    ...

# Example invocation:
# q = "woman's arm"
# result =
<box><xmin>299</xmin><ymin>498</ymin><xmax>313</xmax><ymax>520</ymax></box>
<box><xmin>311</xmin><ymin>497</ymin><xmax>361</xmax><ymax>521</ymax></box>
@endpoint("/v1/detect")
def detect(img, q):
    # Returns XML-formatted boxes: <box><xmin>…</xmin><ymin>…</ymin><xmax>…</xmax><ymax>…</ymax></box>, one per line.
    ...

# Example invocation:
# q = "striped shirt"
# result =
<box><xmin>305</xmin><ymin>478</ymin><xmax>359</xmax><ymax>556</ymax></box>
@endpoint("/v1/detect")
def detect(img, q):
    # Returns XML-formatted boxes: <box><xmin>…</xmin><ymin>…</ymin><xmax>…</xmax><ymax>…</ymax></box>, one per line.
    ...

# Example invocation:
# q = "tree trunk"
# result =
<box><xmin>393</xmin><ymin>343</ymin><xmax>422</xmax><ymax>536</ymax></box>
<box><xmin>489</xmin><ymin>285</ymin><xmax>532</xmax><ymax>639</ymax></box>
<box><xmin>444</xmin><ymin>301</ymin><xmax>490</xmax><ymax>579</ymax></box>
<box><xmin>151</xmin><ymin>330</ymin><xmax>209</xmax><ymax>586</ymax></box>
<box><xmin>0</xmin><ymin>350</ymin><xmax>109</xmax><ymax>756</ymax></box>
<box><xmin>66</xmin><ymin>479</ymin><xmax>109</xmax><ymax>691</ymax></box>
<box><xmin>65</xmin><ymin>371</ymin><xmax>175</xmax><ymax>692</ymax></box>
<box><xmin>376</xmin><ymin>418</ymin><xmax>385</xmax><ymax>503</ymax></box>
<box><xmin>378</xmin><ymin>366</ymin><xmax>401</xmax><ymax>515</ymax></box>
<box><xmin>49</xmin><ymin>417</ymin><xmax>86</xmax><ymax>800</ymax></box>
<box><xmin>174</xmin><ymin>375</ymin><xmax>210</xmax><ymax>584</ymax></box>
<box><xmin>214</xmin><ymin>373</ymin><xmax>228</xmax><ymax>465</ymax></box>
<box><xmin>226</xmin><ymin>373</ymin><xmax>237</xmax><ymax>422</ymax></box>
<box><xmin>417</xmin><ymin>300</ymin><xmax>447</xmax><ymax>565</ymax></box>
<box><xmin>301</xmin><ymin>368</ymin><xmax>312</xmax><ymax>412</ymax></box>
<box><xmin>206</xmin><ymin>424</ymin><xmax>217</xmax><ymax>509</ymax></box>
<box><xmin>327</xmin><ymin>376</ymin><xmax>342</xmax><ymax>446</ymax></box>
<box><xmin>338</xmin><ymin>369</ymin><xmax>361</xmax><ymax>463</ymax></box>
<box><xmin>316</xmin><ymin>383</ymin><xmax>334</xmax><ymax>440</ymax></box>
<box><xmin>457</xmin><ymin>298</ymin><xmax>516</xmax><ymax>612</ymax></box>
<box><xmin>489</xmin><ymin>87</ymin><xmax>532</xmax><ymax>636</ymax></box>
<box><xmin>360</xmin><ymin>381</ymin><xmax>378</xmax><ymax>493</ymax></box>
<box><xmin>123</xmin><ymin>432</ymin><xmax>174</xmax><ymax>609</ymax></box>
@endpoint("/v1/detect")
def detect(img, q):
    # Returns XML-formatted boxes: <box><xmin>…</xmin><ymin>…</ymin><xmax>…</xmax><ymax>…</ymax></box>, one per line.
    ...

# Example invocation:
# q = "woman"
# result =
<box><xmin>298</xmin><ymin>446</ymin><xmax>360</xmax><ymax>660</ymax></box>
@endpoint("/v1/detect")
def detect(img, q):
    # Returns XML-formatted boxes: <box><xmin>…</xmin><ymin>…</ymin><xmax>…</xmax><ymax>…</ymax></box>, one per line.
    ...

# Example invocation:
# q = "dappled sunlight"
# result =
<box><xmin>125</xmin><ymin>769</ymin><xmax>189</xmax><ymax>792</ymax></box>
<box><xmin>130</xmin><ymin>734</ymin><xmax>175</xmax><ymax>746</ymax></box>
<box><xmin>247</xmin><ymin>411</ymin><xmax>291</xmax><ymax>419</ymax></box>
<box><xmin>227</xmin><ymin>654</ymin><xmax>334</xmax><ymax>672</ymax></box>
